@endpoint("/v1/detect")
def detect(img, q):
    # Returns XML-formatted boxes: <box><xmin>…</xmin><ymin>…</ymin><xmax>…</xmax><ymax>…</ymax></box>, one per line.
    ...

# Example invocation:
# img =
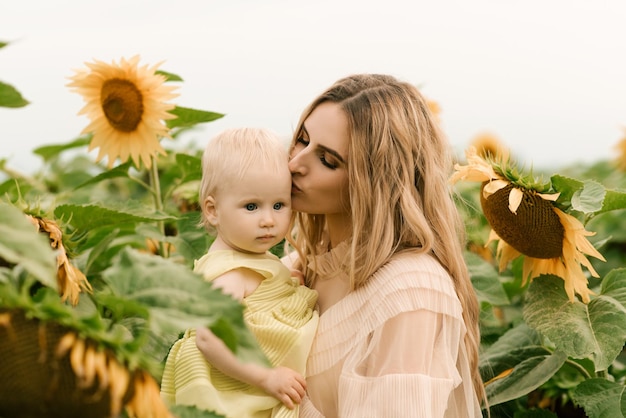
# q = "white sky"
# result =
<box><xmin>2</xmin><ymin>0</ymin><xmax>626</xmax><ymax>174</ymax></box>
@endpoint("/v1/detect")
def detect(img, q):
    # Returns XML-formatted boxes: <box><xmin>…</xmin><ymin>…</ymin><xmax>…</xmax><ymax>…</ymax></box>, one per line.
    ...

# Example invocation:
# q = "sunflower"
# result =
<box><xmin>67</xmin><ymin>55</ymin><xmax>178</xmax><ymax>169</ymax></box>
<box><xmin>450</xmin><ymin>147</ymin><xmax>605</xmax><ymax>303</ymax></box>
<box><xmin>469</xmin><ymin>131</ymin><xmax>510</xmax><ymax>162</ymax></box>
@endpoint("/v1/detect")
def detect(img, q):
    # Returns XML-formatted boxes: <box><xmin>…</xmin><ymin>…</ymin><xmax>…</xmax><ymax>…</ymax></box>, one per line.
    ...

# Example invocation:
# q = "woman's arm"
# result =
<box><xmin>195</xmin><ymin>325</ymin><xmax>306</xmax><ymax>409</ymax></box>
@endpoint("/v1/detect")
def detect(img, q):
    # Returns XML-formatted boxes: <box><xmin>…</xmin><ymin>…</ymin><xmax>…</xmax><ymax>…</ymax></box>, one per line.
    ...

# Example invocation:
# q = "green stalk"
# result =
<box><xmin>149</xmin><ymin>155</ymin><xmax>168</xmax><ymax>258</ymax></box>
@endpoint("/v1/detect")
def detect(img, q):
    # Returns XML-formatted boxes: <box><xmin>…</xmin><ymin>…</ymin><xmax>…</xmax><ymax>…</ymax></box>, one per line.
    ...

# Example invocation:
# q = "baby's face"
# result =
<box><xmin>212</xmin><ymin>166</ymin><xmax>292</xmax><ymax>254</ymax></box>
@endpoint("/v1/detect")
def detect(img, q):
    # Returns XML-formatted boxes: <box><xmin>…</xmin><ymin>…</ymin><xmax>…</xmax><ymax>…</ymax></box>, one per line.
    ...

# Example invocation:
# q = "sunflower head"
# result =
<box><xmin>481</xmin><ymin>182</ymin><xmax>564</xmax><ymax>259</ymax></box>
<box><xmin>68</xmin><ymin>56</ymin><xmax>179</xmax><ymax>169</ymax></box>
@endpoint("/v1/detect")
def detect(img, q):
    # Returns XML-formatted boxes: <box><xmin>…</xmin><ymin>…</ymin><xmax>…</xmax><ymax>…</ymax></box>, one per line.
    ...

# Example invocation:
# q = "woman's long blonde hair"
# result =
<box><xmin>287</xmin><ymin>74</ymin><xmax>485</xmax><ymax>403</ymax></box>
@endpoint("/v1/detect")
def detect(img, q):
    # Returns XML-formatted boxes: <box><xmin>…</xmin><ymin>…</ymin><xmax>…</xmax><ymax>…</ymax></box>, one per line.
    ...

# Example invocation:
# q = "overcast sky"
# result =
<box><xmin>2</xmin><ymin>0</ymin><xmax>626</xmax><ymax>174</ymax></box>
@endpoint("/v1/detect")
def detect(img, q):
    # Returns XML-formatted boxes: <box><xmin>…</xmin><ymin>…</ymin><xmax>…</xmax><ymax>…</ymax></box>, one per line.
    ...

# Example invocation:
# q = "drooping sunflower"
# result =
<box><xmin>67</xmin><ymin>55</ymin><xmax>178</xmax><ymax>169</ymax></box>
<box><xmin>450</xmin><ymin>147</ymin><xmax>605</xmax><ymax>303</ymax></box>
<box><xmin>25</xmin><ymin>215</ymin><xmax>91</xmax><ymax>306</ymax></box>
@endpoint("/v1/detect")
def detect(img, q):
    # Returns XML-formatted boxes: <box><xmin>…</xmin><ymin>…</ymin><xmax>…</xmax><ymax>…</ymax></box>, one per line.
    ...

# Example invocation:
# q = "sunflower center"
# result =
<box><xmin>101</xmin><ymin>79</ymin><xmax>144</xmax><ymax>132</ymax></box>
<box><xmin>481</xmin><ymin>183</ymin><xmax>564</xmax><ymax>259</ymax></box>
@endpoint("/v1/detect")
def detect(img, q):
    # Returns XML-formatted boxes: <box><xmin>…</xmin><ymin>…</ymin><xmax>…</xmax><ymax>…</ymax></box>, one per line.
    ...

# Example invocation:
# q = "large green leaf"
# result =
<box><xmin>571</xmin><ymin>180</ymin><xmax>606</xmax><ymax>213</ymax></box>
<box><xmin>33</xmin><ymin>136</ymin><xmax>91</xmax><ymax>161</ymax></box>
<box><xmin>480</xmin><ymin>323</ymin><xmax>546</xmax><ymax>379</ymax></box>
<box><xmin>602</xmin><ymin>189</ymin><xmax>626</xmax><ymax>213</ymax></box>
<box><xmin>73</xmin><ymin>162</ymin><xmax>132</xmax><ymax>190</ymax></box>
<box><xmin>54</xmin><ymin>203</ymin><xmax>176</xmax><ymax>231</ymax></box>
<box><xmin>600</xmin><ymin>269</ymin><xmax>626</xmax><ymax>306</ymax></box>
<box><xmin>523</xmin><ymin>275</ymin><xmax>626</xmax><ymax>371</ymax></box>
<box><xmin>485</xmin><ymin>349</ymin><xmax>567</xmax><ymax>406</ymax></box>
<box><xmin>99</xmin><ymin>248</ymin><xmax>268</xmax><ymax>367</ymax></box>
<box><xmin>571</xmin><ymin>378</ymin><xmax>626</xmax><ymax>418</ymax></box>
<box><xmin>465</xmin><ymin>251</ymin><xmax>510</xmax><ymax>306</ymax></box>
<box><xmin>0</xmin><ymin>203</ymin><xmax>57</xmax><ymax>288</ymax></box>
<box><xmin>166</xmin><ymin>106</ymin><xmax>224</xmax><ymax>129</ymax></box>
<box><xmin>552</xmin><ymin>175</ymin><xmax>626</xmax><ymax>215</ymax></box>
<box><xmin>0</xmin><ymin>80</ymin><xmax>29</xmax><ymax>108</ymax></box>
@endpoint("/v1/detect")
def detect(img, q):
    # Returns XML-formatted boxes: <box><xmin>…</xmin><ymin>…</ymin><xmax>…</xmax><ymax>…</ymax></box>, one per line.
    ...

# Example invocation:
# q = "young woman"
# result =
<box><xmin>160</xmin><ymin>128</ymin><xmax>318</xmax><ymax>418</ymax></box>
<box><xmin>285</xmin><ymin>74</ymin><xmax>485</xmax><ymax>417</ymax></box>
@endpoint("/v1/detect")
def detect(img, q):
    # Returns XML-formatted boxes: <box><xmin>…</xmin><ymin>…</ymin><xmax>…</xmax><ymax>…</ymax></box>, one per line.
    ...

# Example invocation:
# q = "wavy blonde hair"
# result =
<box><xmin>287</xmin><ymin>74</ymin><xmax>485</xmax><ymax>404</ymax></box>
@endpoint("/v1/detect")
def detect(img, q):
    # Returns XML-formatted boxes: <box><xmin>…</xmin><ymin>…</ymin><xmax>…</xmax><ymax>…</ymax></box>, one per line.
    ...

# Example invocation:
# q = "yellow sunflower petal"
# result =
<box><xmin>450</xmin><ymin>146</ymin><xmax>503</xmax><ymax>184</ymax></box>
<box><xmin>508</xmin><ymin>187</ymin><xmax>524</xmax><ymax>214</ymax></box>
<box><xmin>482</xmin><ymin>179</ymin><xmax>510</xmax><ymax>199</ymax></box>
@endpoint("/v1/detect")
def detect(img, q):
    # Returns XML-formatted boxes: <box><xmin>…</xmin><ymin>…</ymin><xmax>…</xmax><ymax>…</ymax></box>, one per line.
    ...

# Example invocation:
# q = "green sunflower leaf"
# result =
<box><xmin>54</xmin><ymin>203</ymin><xmax>176</xmax><ymax>231</ymax></box>
<box><xmin>571</xmin><ymin>180</ymin><xmax>606</xmax><ymax>213</ymax></box>
<box><xmin>33</xmin><ymin>135</ymin><xmax>91</xmax><ymax>162</ymax></box>
<box><xmin>73</xmin><ymin>162</ymin><xmax>132</xmax><ymax>190</ymax></box>
<box><xmin>156</xmin><ymin>69</ymin><xmax>184</xmax><ymax>82</ymax></box>
<box><xmin>571</xmin><ymin>378</ymin><xmax>626</xmax><ymax>418</ymax></box>
<box><xmin>479</xmin><ymin>323</ymin><xmax>547</xmax><ymax>381</ymax></box>
<box><xmin>599</xmin><ymin>268</ymin><xmax>626</xmax><ymax>310</ymax></box>
<box><xmin>0</xmin><ymin>203</ymin><xmax>57</xmax><ymax>289</ymax></box>
<box><xmin>465</xmin><ymin>251</ymin><xmax>510</xmax><ymax>306</ymax></box>
<box><xmin>602</xmin><ymin>189</ymin><xmax>626</xmax><ymax>213</ymax></box>
<box><xmin>552</xmin><ymin>174</ymin><xmax>626</xmax><ymax>215</ymax></box>
<box><xmin>0</xmin><ymin>80</ymin><xmax>29</xmax><ymax>108</ymax></box>
<box><xmin>167</xmin><ymin>106</ymin><xmax>225</xmax><ymax>129</ymax></box>
<box><xmin>100</xmin><ymin>248</ymin><xmax>268</xmax><ymax>369</ymax></box>
<box><xmin>523</xmin><ymin>275</ymin><xmax>626</xmax><ymax>371</ymax></box>
<box><xmin>484</xmin><ymin>348</ymin><xmax>567</xmax><ymax>407</ymax></box>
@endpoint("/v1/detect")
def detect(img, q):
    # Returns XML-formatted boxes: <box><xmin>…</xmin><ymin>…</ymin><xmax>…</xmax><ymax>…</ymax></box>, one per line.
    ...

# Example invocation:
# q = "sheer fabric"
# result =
<box><xmin>297</xmin><ymin>246</ymin><xmax>482</xmax><ymax>417</ymax></box>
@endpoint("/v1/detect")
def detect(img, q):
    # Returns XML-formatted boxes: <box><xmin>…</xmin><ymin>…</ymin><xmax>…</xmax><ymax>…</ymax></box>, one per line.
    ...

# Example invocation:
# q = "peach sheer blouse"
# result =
<box><xmin>292</xmin><ymin>244</ymin><xmax>482</xmax><ymax>418</ymax></box>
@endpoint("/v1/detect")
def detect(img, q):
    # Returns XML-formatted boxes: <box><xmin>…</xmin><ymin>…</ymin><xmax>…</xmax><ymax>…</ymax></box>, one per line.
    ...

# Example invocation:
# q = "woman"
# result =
<box><xmin>285</xmin><ymin>74</ymin><xmax>485</xmax><ymax>417</ymax></box>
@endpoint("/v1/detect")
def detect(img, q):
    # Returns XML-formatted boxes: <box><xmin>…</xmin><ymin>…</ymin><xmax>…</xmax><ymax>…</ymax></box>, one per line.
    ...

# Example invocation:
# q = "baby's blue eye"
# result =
<box><xmin>273</xmin><ymin>203</ymin><xmax>283</xmax><ymax>210</ymax></box>
<box><xmin>245</xmin><ymin>203</ymin><xmax>257</xmax><ymax>211</ymax></box>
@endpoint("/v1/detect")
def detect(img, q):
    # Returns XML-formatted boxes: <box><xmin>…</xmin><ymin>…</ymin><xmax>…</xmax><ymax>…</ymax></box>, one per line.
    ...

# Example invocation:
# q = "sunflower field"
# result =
<box><xmin>2</xmin><ymin>44</ymin><xmax>626</xmax><ymax>418</ymax></box>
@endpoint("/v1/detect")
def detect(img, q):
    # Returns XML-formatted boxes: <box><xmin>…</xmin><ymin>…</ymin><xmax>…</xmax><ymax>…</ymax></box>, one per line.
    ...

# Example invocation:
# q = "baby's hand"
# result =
<box><xmin>291</xmin><ymin>270</ymin><xmax>305</xmax><ymax>285</ymax></box>
<box><xmin>259</xmin><ymin>366</ymin><xmax>306</xmax><ymax>409</ymax></box>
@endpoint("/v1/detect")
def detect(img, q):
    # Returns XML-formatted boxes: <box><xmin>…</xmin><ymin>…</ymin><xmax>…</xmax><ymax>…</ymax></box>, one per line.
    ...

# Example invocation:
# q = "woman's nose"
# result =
<box><xmin>288</xmin><ymin>149</ymin><xmax>307</xmax><ymax>175</ymax></box>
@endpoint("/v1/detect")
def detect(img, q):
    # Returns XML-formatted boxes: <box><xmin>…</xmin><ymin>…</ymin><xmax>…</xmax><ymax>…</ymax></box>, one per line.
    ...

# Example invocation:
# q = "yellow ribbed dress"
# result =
<box><xmin>160</xmin><ymin>250</ymin><xmax>319</xmax><ymax>418</ymax></box>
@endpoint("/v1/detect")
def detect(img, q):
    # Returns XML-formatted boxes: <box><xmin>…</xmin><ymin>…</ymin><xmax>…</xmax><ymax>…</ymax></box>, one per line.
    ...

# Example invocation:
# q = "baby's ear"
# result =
<box><xmin>204</xmin><ymin>196</ymin><xmax>218</xmax><ymax>226</ymax></box>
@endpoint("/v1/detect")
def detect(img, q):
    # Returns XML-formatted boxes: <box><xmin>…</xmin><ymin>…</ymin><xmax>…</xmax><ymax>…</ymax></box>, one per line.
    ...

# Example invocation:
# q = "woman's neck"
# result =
<box><xmin>325</xmin><ymin>213</ymin><xmax>352</xmax><ymax>249</ymax></box>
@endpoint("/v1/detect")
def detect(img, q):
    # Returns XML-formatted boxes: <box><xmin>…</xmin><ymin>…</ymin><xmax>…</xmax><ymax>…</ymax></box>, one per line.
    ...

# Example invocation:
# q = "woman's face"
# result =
<box><xmin>289</xmin><ymin>102</ymin><xmax>350</xmax><ymax>216</ymax></box>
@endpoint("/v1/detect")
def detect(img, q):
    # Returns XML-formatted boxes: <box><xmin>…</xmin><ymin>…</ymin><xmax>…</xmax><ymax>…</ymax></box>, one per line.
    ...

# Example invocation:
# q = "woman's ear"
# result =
<box><xmin>204</xmin><ymin>196</ymin><xmax>218</xmax><ymax>226</ymax></box>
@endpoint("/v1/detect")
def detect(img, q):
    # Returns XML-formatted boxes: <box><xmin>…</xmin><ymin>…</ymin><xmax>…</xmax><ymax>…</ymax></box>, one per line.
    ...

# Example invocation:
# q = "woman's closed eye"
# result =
<box><xmin>295</xmin><ymin>136</ymin><xmax>339</xmax><ymax>170</ymax></box>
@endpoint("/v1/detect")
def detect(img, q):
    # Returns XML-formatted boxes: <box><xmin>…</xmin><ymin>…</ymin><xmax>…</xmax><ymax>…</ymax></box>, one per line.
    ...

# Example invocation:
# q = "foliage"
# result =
<box><xmin>0</xmin><ymin>43</ymin><xmax>259</xmax><ymax>418</ymax></box>
<box><xmin>462</xmin><ymin>160</ymin><xmax>626</xmax><ymax>417</ymax></box>
<box><xmin>2</xmin><ymin>40</ymin><xmax>626</xmax><ymax>417</ymax></box>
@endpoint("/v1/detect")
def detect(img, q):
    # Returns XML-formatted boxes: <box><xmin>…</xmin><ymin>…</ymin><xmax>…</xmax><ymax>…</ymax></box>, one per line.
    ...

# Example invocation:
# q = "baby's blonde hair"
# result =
<box><xmin>199</xmin><ymin>127</ymin><xmax>289</xmax><ymax>231</ymax></box>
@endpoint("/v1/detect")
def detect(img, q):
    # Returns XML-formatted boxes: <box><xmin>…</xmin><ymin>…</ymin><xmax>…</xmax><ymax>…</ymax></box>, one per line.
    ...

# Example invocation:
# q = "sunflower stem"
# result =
<box><xmin>564</xmin><ymin>359</ymin><xmax>592</xmax><ymax>380</ymax></box>
<box><xmin>149</xmin><ymin>155</ymin><xmax>168</xmax><ymax>258</ymax></box>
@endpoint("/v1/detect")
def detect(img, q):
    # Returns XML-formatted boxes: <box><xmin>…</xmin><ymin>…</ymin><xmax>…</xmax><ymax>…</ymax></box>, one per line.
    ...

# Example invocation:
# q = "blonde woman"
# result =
<box><xmin>285</xmin><ymin>74</ymin><xmax>485</xmax><ymax>417</ymax></box>
<box><xmin>161</xmin><ymin>128</ymin><xmax>318</xmax><ymax>418</ymax></box>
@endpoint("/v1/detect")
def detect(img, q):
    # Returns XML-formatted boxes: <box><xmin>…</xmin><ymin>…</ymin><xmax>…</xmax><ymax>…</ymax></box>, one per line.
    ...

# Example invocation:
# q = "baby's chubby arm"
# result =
<box><xmin>195</xmin><ymin>326</ymin><xmax>306</xmax><ymax>409</ymax></box>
